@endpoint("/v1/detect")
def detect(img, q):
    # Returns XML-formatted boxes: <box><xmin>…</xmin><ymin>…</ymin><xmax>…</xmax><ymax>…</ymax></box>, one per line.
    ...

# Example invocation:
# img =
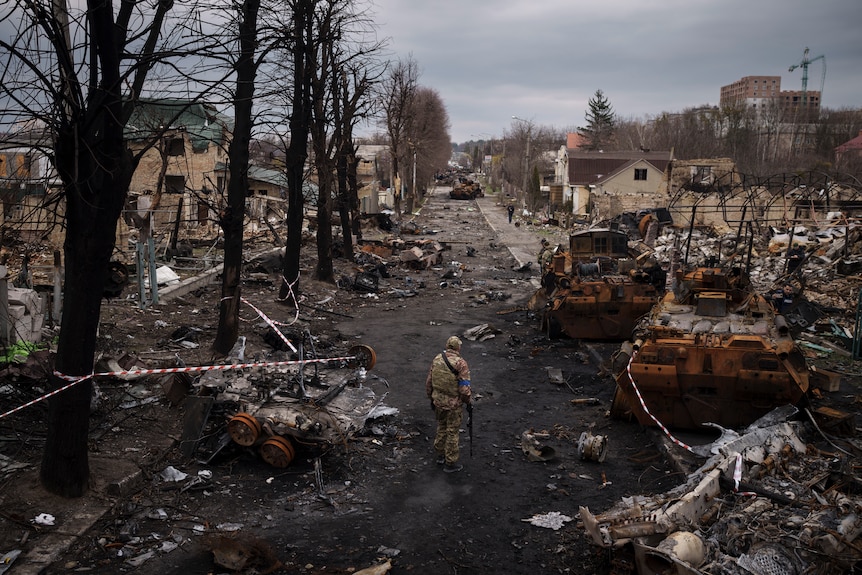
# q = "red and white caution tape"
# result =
<box><xmin>0</xmin><ymin>376</ymin><xmax>86</xmax><ymax>420</ymax></box>
<box><xmin>241</xmin><ymin>297</ymin><xmax>298</xmax><ymax>353</ymax></box>
<box><xmin>1</xmin><ymin>296</ymin><xmax>336</xmax><ymax>420</ymax></box>
<box><xmin>626</xmin><ymin>353</ymin><xmax>758</xmax><ymax>497</ymax></box>
<box><xmin>0</xmin><ymin>354</ymin><xmax>358</xmax><ymax>421</ymax></box>
<box><xmin>625</xmin><ymin>351</ymin><xmax>693</xmax><ymax>453</ymax></box>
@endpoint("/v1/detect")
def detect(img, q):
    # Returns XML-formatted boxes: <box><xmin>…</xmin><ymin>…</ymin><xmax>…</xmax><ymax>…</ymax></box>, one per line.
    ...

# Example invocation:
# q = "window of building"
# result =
<box><xmin>165</xmin><ymin>175</ymin><xmax>184</xmax><ymax>194</ymax></box>
<box><xmin>693</xmin><ymin>166</ymin><xmax>712</xmax><ymax>183</ymax></box>
<box><xmin>634</xmin><ymin>168</ymin><xmax>647</xmax><ymax>181</ymax></box>
<box><xmin>594</xmin><ymin>236</ymin><xmax>608</xmax><ymax>254</ymax></box>
<box><xmin>167</xmin><ymin>138</ymin><xmax>184</xmax><ymax>156</ymax></box>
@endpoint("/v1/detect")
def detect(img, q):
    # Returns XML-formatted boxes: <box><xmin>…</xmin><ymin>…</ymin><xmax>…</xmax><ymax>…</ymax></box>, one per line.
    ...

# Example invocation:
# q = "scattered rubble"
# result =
<box><xmin>580</xmin><ymin>408</ymin><xmax>862</xmax><ymax>574</ymax></box>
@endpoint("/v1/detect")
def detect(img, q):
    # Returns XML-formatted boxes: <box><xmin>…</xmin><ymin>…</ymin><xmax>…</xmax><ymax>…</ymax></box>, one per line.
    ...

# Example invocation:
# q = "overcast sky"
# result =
<box><xmin>367</xmin><ymin>0</ymin><xmax>861</xmax><ymax>144</ymax></box>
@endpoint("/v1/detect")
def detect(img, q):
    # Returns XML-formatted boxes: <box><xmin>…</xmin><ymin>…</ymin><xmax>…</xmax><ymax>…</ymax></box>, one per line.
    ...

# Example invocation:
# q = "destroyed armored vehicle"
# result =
<box><xmin>211</xmin><ymin>344</ymin><xmax>382</xmax><ymax>468</ymax></box>
<box><xmin>449</xmin><ymin>178</ymin><xmax>483</xmax><ymax>200</ymax></box>
<box><xmin>610</xmin><ymin>264</ymin><xmax>811</xmax><ymax>430</ymax></box>
<box><xmin>529</xmin><ymin>228</ymin><xmax>666</xmax><ymax>340</ymax></box>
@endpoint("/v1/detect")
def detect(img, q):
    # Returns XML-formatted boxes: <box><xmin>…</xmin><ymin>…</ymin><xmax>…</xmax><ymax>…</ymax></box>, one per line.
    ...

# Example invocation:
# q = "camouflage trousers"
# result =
<box><xmin>434</xmin><ymin>406</ymin><xmax>463</xmax><ymax>465</ymax></box>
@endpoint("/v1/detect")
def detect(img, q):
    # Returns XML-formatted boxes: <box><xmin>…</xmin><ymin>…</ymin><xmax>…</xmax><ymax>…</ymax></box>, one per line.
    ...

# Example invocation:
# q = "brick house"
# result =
<box><xmin>836</xmin><ymin>130</ymin><xmax>862</xmax><ymax>170</ymax></box>
<box><xmin>126</xmin><ymin>99</ymin><xmax>233</xmax><ymax>233</ymax></box>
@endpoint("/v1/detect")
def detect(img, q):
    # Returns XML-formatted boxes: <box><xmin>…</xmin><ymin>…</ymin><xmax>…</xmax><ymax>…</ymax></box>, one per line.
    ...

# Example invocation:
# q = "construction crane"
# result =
<box><xmin>788</xmin><ymin>47</ymin><xmax>826</xmax><ymax>109</ymax></box>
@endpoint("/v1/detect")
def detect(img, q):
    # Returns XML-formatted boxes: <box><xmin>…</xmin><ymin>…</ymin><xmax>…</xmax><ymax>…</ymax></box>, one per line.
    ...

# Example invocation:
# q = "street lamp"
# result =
<box><xmin>512</xmin><ymin>116</ymin><xmax>534</xmax><ymax>210</ymax></box>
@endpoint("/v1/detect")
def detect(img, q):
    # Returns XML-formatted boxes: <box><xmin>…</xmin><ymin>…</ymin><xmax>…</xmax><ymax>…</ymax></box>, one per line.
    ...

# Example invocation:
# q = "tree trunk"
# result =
<box><xmin>213</xmin><ymin>0</ymin><xmax>260</xmax><ymax>356</ymax></box>
<box><xmin>336</xmin><ymin>148</ymin><xmax>354</xmax><ymax>259</ymax></box>
<box><xmin>314</xmin><ymin>174</ymin><xmax>334</xmax><ymax>282</ymax></box>
<box><xmin>36</xmin><ymin>0</ymin><xmax>173</xmax><ymax>498</ymax></box>
<box><xmin>42</xmin><ymin>109</ymin><xmax>131</xmax><ymax>498</ymax></box>
<box><xmin>280</xmin><ymin>0</ymin><xmax>314</xmax><ymax>306</ymax></box>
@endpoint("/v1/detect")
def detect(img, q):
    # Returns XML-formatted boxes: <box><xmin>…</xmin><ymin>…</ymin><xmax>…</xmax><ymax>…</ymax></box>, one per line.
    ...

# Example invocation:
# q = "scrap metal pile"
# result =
<box><xmin>580</xmin><ymin>410</ymin><xmax>862</xmax><ymax>575</ymax></box>
<box><xmin>449</xmin><ymin>177</ymin><xmax>484</xmax><ymax>200</ymax></box>
<box><xmin>576</xmin><ymin>188</ymin><xmax>862</xmax><ymax>574</ymax></box>
<box><xmin>647</xmin><ymin>220</ymin><xmax>861</xmax><ymax>348</ymax></box>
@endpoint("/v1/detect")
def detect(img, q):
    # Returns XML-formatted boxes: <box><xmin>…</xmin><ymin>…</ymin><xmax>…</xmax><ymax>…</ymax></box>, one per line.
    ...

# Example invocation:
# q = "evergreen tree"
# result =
<box><xmin>578</xmin><ymin>89</ymin><xmax>616</xmax><ymax>151</ymax></box>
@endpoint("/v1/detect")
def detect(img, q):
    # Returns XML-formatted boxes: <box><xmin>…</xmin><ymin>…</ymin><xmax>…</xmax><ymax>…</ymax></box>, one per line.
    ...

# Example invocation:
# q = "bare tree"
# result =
<box><xmin>0</xmin><ymin>0</ymin><xmax>184</xmax><ymax>496</ymax></box>
<box><xmin>501</xmin><ymin>120</ymin><xmax>558</xmax><ymax>209</ymax></box>
<box><xmin>279</xmin><ymin>0</ymin><xmax>316</xmax><ymax>306</ymax></box>
<box><xmin>307</xmin><ymin>1</ymin><xmax>381</xmax><ymax>282</ymax></box>
<box><xmin>379</xmin><ymin>57</ymin><xmax>418</xmax><ymax>219</ymax></box>
<box><xmin>212</xmin><ymin>0</ymin><xmax>262</xmax><ymax>356</ymax></box>
<box><xmin>330</xmin><ymin>55</ymin><xmax>381</xmax><ymax>261</ymax></box>
<box><xmin>403</xmin><ymin>87</ymin><xmax>450</xmax><ymax>212</ymax></box>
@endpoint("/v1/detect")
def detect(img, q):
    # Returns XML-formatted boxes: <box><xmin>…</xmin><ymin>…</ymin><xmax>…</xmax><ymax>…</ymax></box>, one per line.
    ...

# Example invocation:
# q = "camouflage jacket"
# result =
<box><xmin>425</xmin><ymin>350</ymin><xmax>471</xmax><ymax>410</ymax></box>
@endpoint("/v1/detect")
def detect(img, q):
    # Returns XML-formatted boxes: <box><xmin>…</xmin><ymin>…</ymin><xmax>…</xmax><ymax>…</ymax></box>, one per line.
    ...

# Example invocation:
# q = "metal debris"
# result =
<box><xmin>580</xmin><ymin>417</ymin><xmax>862</xmax><ymax>574</ymax></box>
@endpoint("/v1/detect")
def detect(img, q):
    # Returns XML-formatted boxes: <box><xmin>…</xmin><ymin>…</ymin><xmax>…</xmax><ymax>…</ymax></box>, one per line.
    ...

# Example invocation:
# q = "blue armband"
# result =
<box><xmin>459</xmin><ymin>379</ymin><xmax>471</xmax><ymax>387</ymax></box>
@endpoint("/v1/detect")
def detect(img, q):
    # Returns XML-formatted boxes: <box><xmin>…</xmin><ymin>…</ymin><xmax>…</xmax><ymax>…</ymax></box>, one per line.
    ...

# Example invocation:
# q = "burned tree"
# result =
<box><xmin>0</xmin><ymin>0</ymin><xmax>176</xmax><ymax>496</ymax></box>
<box><xmin>212</xmin><ymin>0</ymin><xmax>263</xmax><ymax>356</ymax></box>
<box><xmin>402</xmin><ymin>87</ymin><xmax>451</xmax><ymax>213</ymax></box>
<box><xmin>278</xmin><ymin>0</ymin><xmax>316</xmax><ymax>305</ymax></box>
<box><xmin>308</xmin><ymin>1</ymin><xmax>383</xmax><ymax>282</ymax></box>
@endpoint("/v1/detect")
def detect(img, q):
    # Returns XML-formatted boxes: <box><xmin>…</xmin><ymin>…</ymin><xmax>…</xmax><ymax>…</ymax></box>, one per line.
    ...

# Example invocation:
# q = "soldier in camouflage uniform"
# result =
<box><xmin>426</xmin><ymin>336</ymin><xmax>472</xmax><ymax>473</ymax></box>
<box><xmin>537</xmin><ymin>239</ymin><xmax>554</xmax><ymax>269</ymax></box>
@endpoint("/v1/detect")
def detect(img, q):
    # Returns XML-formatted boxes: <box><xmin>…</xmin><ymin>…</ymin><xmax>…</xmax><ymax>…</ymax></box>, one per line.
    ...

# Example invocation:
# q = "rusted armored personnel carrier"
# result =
<box><xmin>529</xmin><ymin>228</ymin><xmax>666</xmax><ymax>340</ymax></box>
<box><xmin>610</xmin><ymin>265</ymin><xmax>810</xmax><ymax>430</ymax></box>
<box><xmin>449</xmin><ymin>178</ymin><xmax>483</xmax><ymax>200</ymax></box>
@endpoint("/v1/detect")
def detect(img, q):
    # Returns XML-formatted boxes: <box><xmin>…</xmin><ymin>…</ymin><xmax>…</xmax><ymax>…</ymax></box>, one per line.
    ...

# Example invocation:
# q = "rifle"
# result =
<box><xmin>466</xmin><ymin>402</ymin><xmax>473</xmax><ymax>457</ymax></box>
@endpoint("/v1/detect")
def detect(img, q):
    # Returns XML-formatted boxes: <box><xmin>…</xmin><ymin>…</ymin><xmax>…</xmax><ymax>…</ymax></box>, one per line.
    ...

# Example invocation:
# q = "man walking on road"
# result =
<box><xmin>507</xmin><ymin>204</ymin><xmax>515</xmax><ymax>223</ymax></box>
<box><xmin>426</xmin><ymin>336</ymin><xmax>472</xmax><ymax>473</ymax></box>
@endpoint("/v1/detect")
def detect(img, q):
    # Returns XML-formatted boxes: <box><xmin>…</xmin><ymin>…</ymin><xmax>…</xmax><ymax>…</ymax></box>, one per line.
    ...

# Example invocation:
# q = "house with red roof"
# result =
<box><xmin>835</xmin><ymin>130</ymin><xmax>862</xmax><ymax>169</ymax></box>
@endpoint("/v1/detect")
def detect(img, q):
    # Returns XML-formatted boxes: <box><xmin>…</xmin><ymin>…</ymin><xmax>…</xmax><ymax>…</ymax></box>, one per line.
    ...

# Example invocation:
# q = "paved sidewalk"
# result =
<box><xmin>474</xmin><ymin>192</ymin><xmax>568</xmax><ymax>269</ymax></box>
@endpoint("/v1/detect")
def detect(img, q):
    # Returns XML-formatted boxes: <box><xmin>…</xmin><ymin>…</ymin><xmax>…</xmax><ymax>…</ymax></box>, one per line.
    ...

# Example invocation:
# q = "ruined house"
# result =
<box><xmin>563</xmin><ymin>149</ymin><xmax>673</xmax><ymax>219</ymax></box>
<box><xmin>125</xmin><ymin>99</ymin><xmax>233</xmax><ymax>238</ymax></box>
<box><xmin>355</xmin><ymin>144</ymin><xmax>390</xmax><ymax>213</ymax></box>
<box><xmin>0</xmin><ymin>131</ymin><xmax>63</xmax><ymax>246</ymax></box>
<box><xmin>836</xmin><ymin>129</ymin><xmax>862</xmax><ymax>173</ymax></box>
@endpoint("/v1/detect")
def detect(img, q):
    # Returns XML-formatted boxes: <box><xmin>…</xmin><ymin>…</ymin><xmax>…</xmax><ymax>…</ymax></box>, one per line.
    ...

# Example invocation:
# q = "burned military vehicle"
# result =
<box><xmin>610</xmin><ymin>264</ymin><xmax>810</xmax><ymax>430</ymax></box>
<box><xmin>529</xmin><ymin>227</ymin><xmax>666</xmax><ymax>340</ymax></box>
<box><xmin>449</xmin><ymin>177</ymin><xmax>484</xmax><ymax>200</ymax></box>
<box><xmin>215</xmin><ymin>344</ymin><xmax>381</xmax><ymax>468</ymax></box>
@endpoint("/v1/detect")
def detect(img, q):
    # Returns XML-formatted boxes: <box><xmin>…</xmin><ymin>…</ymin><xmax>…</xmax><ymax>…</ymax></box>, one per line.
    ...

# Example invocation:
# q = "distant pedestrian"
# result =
<box><xmin>426</xmin><ymin>335</ymin><xmax>472</xmax><ymax>473</ymax></box>
<box><xmin>507</xmin><ymin>204</ymin><xmax>515</xmax><ymax>223</ymax></box>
